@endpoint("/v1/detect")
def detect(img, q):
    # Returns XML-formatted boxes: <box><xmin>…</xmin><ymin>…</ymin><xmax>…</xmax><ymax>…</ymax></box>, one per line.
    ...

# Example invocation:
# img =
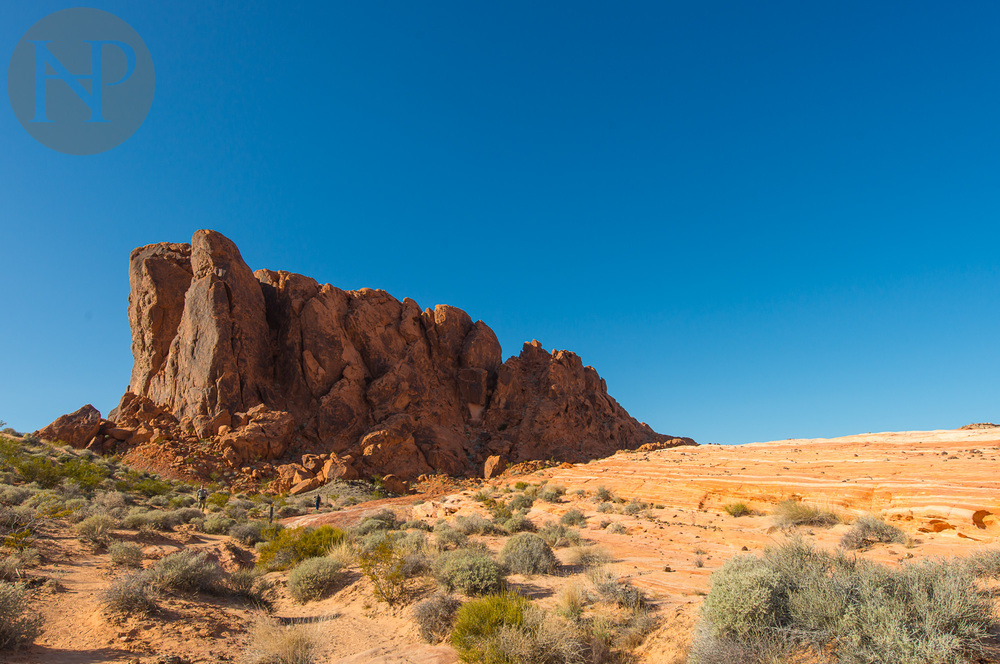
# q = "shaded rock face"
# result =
<box><xmin>91</xmin><ymin>230</ymin><xmax>692</xmax><ymax>485</ymax></box>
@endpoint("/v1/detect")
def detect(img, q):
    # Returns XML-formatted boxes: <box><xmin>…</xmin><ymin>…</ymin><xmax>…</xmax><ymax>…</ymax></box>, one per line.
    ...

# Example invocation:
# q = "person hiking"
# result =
<box><xmin>315</xmin><ymin>494</ymin><xmax>321</xmax><ymax>511</ymax></box>
<box><xmin>197</xmin><ymin>486</ymin><xmax>209</xmax><ymax>510</ymax></box>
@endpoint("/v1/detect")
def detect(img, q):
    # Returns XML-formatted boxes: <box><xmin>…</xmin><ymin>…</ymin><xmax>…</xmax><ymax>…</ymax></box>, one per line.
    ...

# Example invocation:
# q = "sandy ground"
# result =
<box><xmin>7</xmin><ymin>427</ymin><xmax>1000</xmax><ymax>663</ymax></box>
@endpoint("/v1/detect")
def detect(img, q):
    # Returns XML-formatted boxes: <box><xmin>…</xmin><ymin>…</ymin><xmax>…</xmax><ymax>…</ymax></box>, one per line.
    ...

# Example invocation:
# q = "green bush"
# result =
<box><xmin>454</xmin><ymin>514</ymin><xmax>501</xmax><ymax>536</ymax></box>
<box><xmin>499</xmin><ymin>533</ymin><xmax>558</xmax><ymax>575</ymax></box>
<box><xmin>149</xmin><ymin>550</ymin><xmax>223</xmax><ymax>594</ymax></box>
<box><xmin>434</xmin><ymin>548</ymin><xmax>506</xmax><ymax>596</ymax></box>
<box><xmin>288</xmin><ymin>557</ymin><xmax>343</xmax><ymax>603</ymax></box>
<box><xmin>401</xmin><ymin>519</ymin><xmax>432</xmax><ymax>531</ymax></box>
<box><xmin>353</xmin><ymin>509</ymin><xmax>400</xmax><ymax>536</ymax></box>
<box><xmin>358</xmin><ymin>533</ymin><xmax>406</xmax><ymax>604</ymax></box>
<box><xmin>538</xmin><ymin>522</ymin><xmax>581</xmax><ymax>547</ymax></box>
<box><xmin>229</xmin><ymin>520</ymin><xmax>269</xmax><ymax>545</ymax></box>
<box><xmin>202</xmin><ymin>515</ymin><xmax>237</xmax><ymax>534</ymax></box>
<box><xmin>75</xmin><ymin>514</ymin><xmax>116</xmax><ymax>543</ymax></box>
<box><xmin>502</xmin><ymin>513</ymin><xmax>534</xmax><ymax>534</ymax></box>
<box><xmin>691</xmin><ymin>539</ymin><xmax>995</xmax><ymax>664</ymax></box>
<box><xmin>226</xmin><ymin>568</ymin><xmax>274</xmax><ymax>608</ymax></box>
<box><xmin>723</xmin><ymin>502</ymin><xmax>751</xmax><ymax>518</ymax></box>
<box><xmin>434</xmin><ymin>523</ymin><xmax>468</xmax><ymax>550</ymax></box>
<box><xmin>596</xmin><ymin>502</ymin><xmax>613</xmax><ymax>514</ymax></box>
<box><xmin>99</xmin><ymin>571</ymin><xmax>157</xmax><ymax>614</ymax></box>
<box><xmin>0</xmin><ymin>582</ymin><xmax>42</xmax><ymax>650</ymax></box>
<box><xmin>594</xmin><ymin>486</ymin><xmax>613</xmax><ymax>502</ymax></box>
<box><xmin>538</xmin><ymin>485</ymin><xmax>566</xmax><ymax>503</ymax></box>
<box><xmin>109</xmin><ymin>541</ymin><xmax>143</xmax><ymax>567</ymax></box>
<box><xmin>839</xmin><ymin>515</ymin><xmax>907</xmax><ymax>550</ymax></box>
<box><xmin>451</xmin><ymin>592</ymin><xmax>528</xmax><ymax>662</ymax></box>
<box><xmin>508</xmin><ymin>494</ymin><xmax>533</xmax><ymax>511</ymax></box>
<box><xmin>559</xmin><ymin>509</ymin><xmax>585</xmax><ymax>526</ymax></box>
<box><xmin>115</xmin><ymin>471</ymin><xmax>171</xmax><ymax>497</ymax></box>
<box><xmin>413</xmin><ymin>591</ymin><xmax>462</xmax><ymax>643</ymax></box>
<box><xmin>257</xmin><ymin>526</ymin><xmax>344</xmax><ymax>572</ymax></box>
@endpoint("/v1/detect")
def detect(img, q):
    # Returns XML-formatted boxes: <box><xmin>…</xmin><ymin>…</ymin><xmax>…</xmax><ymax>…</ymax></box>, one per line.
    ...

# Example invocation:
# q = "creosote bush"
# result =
<box><xmin>109</xmin><ymin>541</ymin><xmax>143</xmax><ymax>568</ymax></box>
<box><xmin>499</xmin><ymin>533</ymin><xmax>558</xmax><ymax>575</ymax></box>
<box><xmin>99</xmin><ymin>571</ymin><xmax>157</xmax><ymax>614</ymax></box>
<box><xmin>0</xmin><ymin>582</ymin><xmax>43</xmax><ymax>650</ymax></box>
<box><xmin>691</xmin><ymin>538</ymin><xmax>995</xmax><ymax>664</ymax></box>
<box><xmin>560</xmin><ymin>509</ymin><xmax>586</xmax><ymax>526</ymax></box>
<box><xmin>257</xmin><ymin>526</ymin><xmax>345</xmax><ymax>572</ymax></box>
<box><xmin>288</xmin><ymin>557</ymin><xmax>342</xmax><ymax>603</ymax></box>
<box><xmin>413</xmin><ymin>591</ymin><xmax>462</xmax><ymax>643</ymax></box>
<box><xmin>723</xmin><ymin>501</ymin><xmax>751</xmax><ymax>518</ymax></box>
<box><xmin>358</xmin><ymin>533</ymin><xmax>406</xmax><ymax>604</ymax></box>
<box><xmin>75</xmin><ymin>514</ymin><xmax>116</xmax><ymax>544</ymax></box>
<box><xmin>149</xmin><ymin>549</ymin><xmax>223</xmax><ymax>594</ymax></box>
<box><xmin>434</xmin><ymin>548</ymin><xmax>506</xmax><ymax>596</ymax></box>
<box><xmin>839</xmin><ymin>515</ymin><xmax>907</xmax><ymax>550</ymax></box>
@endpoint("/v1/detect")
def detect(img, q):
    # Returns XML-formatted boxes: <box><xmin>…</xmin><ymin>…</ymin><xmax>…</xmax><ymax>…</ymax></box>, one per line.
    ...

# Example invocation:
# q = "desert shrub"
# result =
<box><xmin>0</xmin><ymin>582</ymin><xmax>43</xmax><ymax>649</ymax></box>
<box><xmin>434</xmin><ymin>548</ymin><xmax>506</xmax><ymax>596</ymax></box>
<box><xmin>508</xmin><ymin>494</ymin><xmax>533</xmax><ymax>511</ymax></box>
<box><xmin>0</xmin><ymin>549</ymin><xmax>40</xmax><ymax>581</ymax></box>
<box><xmin>358</xmin><ymin>533</ymin><xmax>406</xmax><ymax>604</ymax></box>
<box><xmin>169</xmin><ymin>494</ymin><xmax>196</xmax><ymax>508</ymax></box>
<box><xmin>109</xmin><ymin>541</ymin><xmax>143</xmax><ymax>568</ymax></box>
<box><xmin>606</xmin><ymin>523</ymin><xmax>626</xmax><ymax>535</ymax></box>
<box><xmin>434</xmin><ymin>523</ymin><xmax>468</xmax><ymax>550</ymax></box>
<box><xmin>148</xmin><ymin>495</ymin><xmax>170</xmax><ymax>507</ymax></box>
<box><xmin>257</xmin><ymin>526</ymin><xmax>345</xmax><ymax>572</ymax></box>
<box><xmin>455</xmin><ymin>514</ymin><xmax>500</xmax><ymax>536</ymax></box>
<box><xmin>560</xmin><ymin>509</ymin><xmax>585</xmax><ymax>526</ymax></box>
<box><xmin>202</xmin><ymin>515</ymin><xmax>236</xmax><ymax>534</ymax></box>
<box><xmin>771</xmin><ymin>500</ymin><xmax>838</xmax><ymax>528</ymax></box>
<box><xmin>0</xmin><ymin>487</ymin><xmax>31</xmax><ymax>506</ymax></box>
<box><xmin>691</xmin><ymin>539</ymin><xmax>995</xmax><ymax>664</ymax></box>
<box><xmin>227</xmin><ymin>569</ymin><xmax>275</xmax><ymax>608</ymax></box>
<box><xmin>962</xmin><ymin>547</ymin><xmax>1000</xmax><ymax>579</ymax></box>
<box><xmin>594</xmin><ymin>486</ymin><xmax>613</xmax><ymax>502</ymax></box>
<box><xmin>115</xmin><ymin>470</ymin><xmax>171</xmax><ymax>497</ymax></box>
<box><xmin>538</xmin><ymin>522</ymin><xmax>581</xmax><ymax>547</ymax></box>
<box><xmin>414</xmin><ymin>591</ymin><xmax>462</xmax><ymax>643</ymax></box>
<box><xmin>502</xmin><ymin>513</ymin><xmax>534</xmax><ymax>534</ymax></box>
<box><xmin>556</xmin><ymin>583</ymin><xmax>586</xmax><ymax>619</ymax></box>
<box><xmin>75</xmin><ymin>514</ymin><xmax>117</xmax><ymax>544</ymax></box>
<box><xmin>230</xmin><ymin>520</ymin><xmax>269</xmax><ymax>545</ymax></box>
<box><xmin>352</xmin><ymin>509</ymin><xmax>400</xmax><ymax>537</ymax></box>
<box><xmin>401</xmin><ymin>519</ymin><xmax>432</xmax><ymax>531</ymax></box>
<box><xmin>839</xmin><ymin>515</ymin><xmax>907</xmax><ymax>550</ymax></box>
<box><xmin>139</xmin><ymin>510</ymin><xmax>176</xmax><ymax>531</ymax></box>
<box><xmin>207</xmin><ymin>492</ymin><xmax>230</xmax><ymax>509</ymax></box>
<box><xmin>723</xmin><ymin>501</ymin><xmax>751</xmax><ymax>518</ymax></box>
<box><xmin>622</xmin><ymin>499</ymin><xmax>649</xmax><ymax>516</ymax></box>
<box><xmin>244</xmin><ymin>613</ymin><xmax>320</xmax><ymax>664</ymax></box>
<box><xmin>169</xmin><ymin>507</ymin><xmax>204</xmax><ymax>524</ymax></box>
<box><xmin>99</xmin><ymin>571</ymin><xmax>157</xmax><ymax>614</ymax></box>
<box><xmin>451</xmin><ymin>592</ymin><xmax>528</xmax><ymax>662</ymax></box>
<box><xmin>596</xmin><ymin>502</ymin><xmax>613</xmax><ymax>514</ymax></box>
<box><xmin>149</xmin><ymin>550</ymin><xmax>223</xmax><ymax>594</ymax></box>
<box><xmin>499</xmin><ymin>533</ymin><xmax>558</xmax><ymax>575</ymax></box>
<box><xmin>567</xmin><ymin>545</ymin><xmax>611</xmax><ymax>568</ymax></box>
<box><xmin>288</xmin><ymin>557</ymin><xmax>342</xmax><ymax>603</ymax></box>
<box><xmin>539</xmin><ymin>485</ymin><xmax>566</xmax><ymax>503</ymax></box>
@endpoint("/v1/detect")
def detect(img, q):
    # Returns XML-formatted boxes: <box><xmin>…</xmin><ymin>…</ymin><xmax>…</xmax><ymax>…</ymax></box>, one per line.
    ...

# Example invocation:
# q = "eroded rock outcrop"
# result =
<box><xmin>39</xmin><ymin>230</ymin><xmax>694</xmax><ymax>489</ymax></box>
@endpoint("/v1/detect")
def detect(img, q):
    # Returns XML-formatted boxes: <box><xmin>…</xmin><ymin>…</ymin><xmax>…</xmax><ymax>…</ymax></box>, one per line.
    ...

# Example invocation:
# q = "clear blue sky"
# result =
<box><xmin>2</xmin><ymin>1</ymin><xmax>998</xmax><ymax>444</ymax></box>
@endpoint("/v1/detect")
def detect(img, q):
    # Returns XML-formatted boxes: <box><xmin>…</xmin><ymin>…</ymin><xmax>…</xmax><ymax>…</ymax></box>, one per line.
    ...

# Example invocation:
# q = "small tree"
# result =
<box><xmin>358</xmin><ymin>534</ymin><xmax>406</xmax><ymax>604</ymax></box>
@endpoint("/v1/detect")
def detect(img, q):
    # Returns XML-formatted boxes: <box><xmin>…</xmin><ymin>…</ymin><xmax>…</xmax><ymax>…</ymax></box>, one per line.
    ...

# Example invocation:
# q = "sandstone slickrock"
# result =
<box><xmin>39</xmin><ymin>230</ymin><xmax>694</xmax><ymax>489</ymax></box>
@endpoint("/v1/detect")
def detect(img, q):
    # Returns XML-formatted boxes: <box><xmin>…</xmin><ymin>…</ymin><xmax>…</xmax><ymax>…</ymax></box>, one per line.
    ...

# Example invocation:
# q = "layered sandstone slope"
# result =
<box><xmin>83</xmin><ymin>229</ymin><xmax>690</xmax><ymax>485</ymax></box>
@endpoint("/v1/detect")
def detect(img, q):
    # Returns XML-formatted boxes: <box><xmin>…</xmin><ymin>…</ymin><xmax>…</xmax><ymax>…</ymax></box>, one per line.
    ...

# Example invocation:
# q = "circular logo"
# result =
<box><xmin>7</xmin><ymin>8</ymin><xmax>155</xmax><ymax>155</ymax></box>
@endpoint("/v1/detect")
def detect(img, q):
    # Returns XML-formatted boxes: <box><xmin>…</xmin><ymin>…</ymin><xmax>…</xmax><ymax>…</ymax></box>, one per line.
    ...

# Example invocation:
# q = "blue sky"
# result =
<box><xmin>1</xmin><ymin>1</ymin><xmax>998</xmax><ymax>444</ymax></box>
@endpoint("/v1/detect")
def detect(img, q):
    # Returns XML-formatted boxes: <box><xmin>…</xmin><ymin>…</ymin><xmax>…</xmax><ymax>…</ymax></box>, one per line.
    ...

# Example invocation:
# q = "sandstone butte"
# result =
<box><xmin>35</xmin><ymin>229</ymin><xmax>693</xmax><ymax>492</ymax></box>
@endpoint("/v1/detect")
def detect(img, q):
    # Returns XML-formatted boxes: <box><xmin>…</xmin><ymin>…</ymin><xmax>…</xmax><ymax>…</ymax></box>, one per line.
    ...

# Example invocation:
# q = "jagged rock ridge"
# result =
<box><xmin>41</xmin><ymin>230</ymin><xmax>694</xmax><ymax>490</ymax></box>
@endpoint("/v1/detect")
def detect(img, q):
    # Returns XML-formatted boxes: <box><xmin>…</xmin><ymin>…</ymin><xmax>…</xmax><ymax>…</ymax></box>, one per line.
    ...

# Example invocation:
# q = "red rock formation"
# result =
<box><xmin>41</xmin><ymin>230</ymin><xmax>694</xmax><ymax>488</ymax></box>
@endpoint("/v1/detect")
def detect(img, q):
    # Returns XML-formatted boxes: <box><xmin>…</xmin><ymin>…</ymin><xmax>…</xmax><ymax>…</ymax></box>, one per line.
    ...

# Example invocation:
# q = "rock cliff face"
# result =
<box><xmin>43</xmin><ymin>230</ymin><xmax>693</xmax><ymax>490</ymax></box>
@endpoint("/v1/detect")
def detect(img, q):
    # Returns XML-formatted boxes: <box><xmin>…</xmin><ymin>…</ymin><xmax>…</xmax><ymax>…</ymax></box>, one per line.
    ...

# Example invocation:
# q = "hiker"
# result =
<box><xmin>269</xmin><ymin>502</ymin><xmax>274</xmax><ymax>524</ymax></box>
<box><xmin>315</xmin><ymin>494</ymin><xmax>321</xmax><ymax>511</ymax></box>
<box><xmin>197</xmin><ymin>486</ymin><xmax>209</xmax><ymax>510</ymax></box>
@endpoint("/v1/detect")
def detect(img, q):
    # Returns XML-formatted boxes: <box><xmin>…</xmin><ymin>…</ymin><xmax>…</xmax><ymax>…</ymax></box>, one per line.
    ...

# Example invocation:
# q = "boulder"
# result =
<box><xmin>35</xmin><ymin>405</ymin><xmax>102</xmax><ymax>448</ymax></box>
<box><xmin>483</xmin><ymin>454</ymin><xmax>507</xmax><ymax>480</ymax></box>
<box><xmin>289</xmin><ymin>477</ymin><xmax>320</xmax><ymax>495</ymax></box>
<box><xmin>381</xmin><ymin>474</ymin><xmax>409</xmax><ymax>495</ymax></box>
